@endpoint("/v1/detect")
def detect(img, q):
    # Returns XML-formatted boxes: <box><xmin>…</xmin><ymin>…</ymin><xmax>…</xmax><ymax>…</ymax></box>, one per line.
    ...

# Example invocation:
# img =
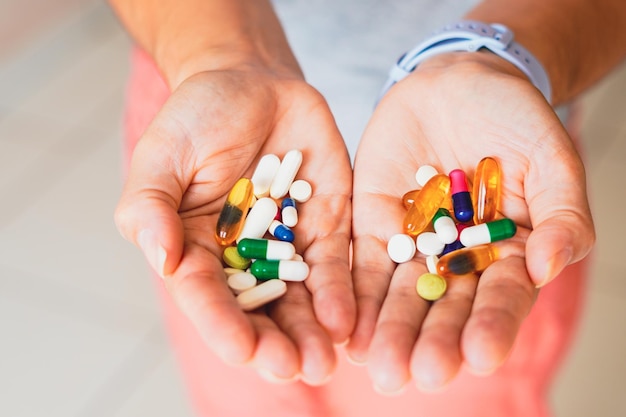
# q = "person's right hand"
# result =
<box><xmin>114</xmin><ymin>61</ymin><xmax>355</xmax><ymax>384</ymax></box>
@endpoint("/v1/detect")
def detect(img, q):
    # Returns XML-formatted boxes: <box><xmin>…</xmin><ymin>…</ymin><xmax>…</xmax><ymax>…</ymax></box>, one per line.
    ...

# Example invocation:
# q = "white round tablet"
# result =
<box><xmin>416</xmin><ymin>232</ymin><xmax>445</xmax><ymax>256</ymax></box>
<box><xmin>289</xmin><ymin>179</ymin><xmax>313</xmax><ymax>202</ymax></box>
<box><xmin>227</xmin><ymin>272</ymin><xmax>257</xmax><ymax>294</ymax></box>
<box><xmin>415</xmin><ymin>165</ymin><xmax>439</xmax><ymax>188</ymax></box>
<box><xmin>387</xmin><ymin>233</ymin><xmax>416</xmax><ymax>263</ymax></box>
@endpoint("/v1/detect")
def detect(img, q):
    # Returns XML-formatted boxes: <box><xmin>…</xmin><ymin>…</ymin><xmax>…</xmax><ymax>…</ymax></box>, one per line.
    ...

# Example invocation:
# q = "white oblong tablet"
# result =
<box><xmin>251</xmin><ymin>154</ymin><xmax>280</xmax><ymax>198</ymax></box>
<box><xmin>426</xmin><ymin>254</ymin><xmax>439</xmax><ymax>274</ymax></box>
<box><xmin>270</xmin><ymin>150</ymin><xmax>303</xmax><ymax>199</ymax></box>
<box><xmin>278</xmin><ymin>260</ymin><xmax>309</xmax><ymax>281</ymax></box>
<box><xmin>289</xmin><ymin>180</ymin><xmax>312</xmax><ymax>203</ymax></box>
<box><xmin>387</xmin><ymin>233</ymin><xmax>416</xmax><ymax>263</ymax></box>
<box><xmin>416</xmin><ymin>232</ymin><xmax>445</xmax><ymax>256</ymax></box>
<box><xmin>227</xmin><ymin>272</ymin><xmax>257</xmax><ymax>294</ymax></box>
<box><xmin>237</xmin><ymin>197</ymin><xmax>277</xmax><ymax>242</ymax></box>
<box><xmin>415</xmin><ymin>165</ymin><xmax>439</xmax><ymax>188</ymax></box>
<box><xmin>237</xmin><ymin>279</ymin><xmax>287</xmax><ymax>311</ymax></box>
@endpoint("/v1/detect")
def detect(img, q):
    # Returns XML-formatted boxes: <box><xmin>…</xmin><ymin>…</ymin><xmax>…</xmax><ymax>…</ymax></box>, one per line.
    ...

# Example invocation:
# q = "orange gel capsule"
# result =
<box><xmin>473</xmin><ymin>157</ymin><xmax>501</xmax><ymax>224</ymax></box>
<box><xmin>215</xmin><ymin>178</ymin><xmax>255</xmax><ymax>246</ymax></box>
<box><xmin>403</xmin><ymin>189</ymin><xmax>453</xmax><ymax>212</ymax></box>
<box><xmin>437</xmin><ymin>244</ymin><xmax>499</xmax><ymax>277</ymax></box>
<box><xmin>403</xmin><ymin>174</ymin><xmax>451</xmax><ymax>236</ymax></box>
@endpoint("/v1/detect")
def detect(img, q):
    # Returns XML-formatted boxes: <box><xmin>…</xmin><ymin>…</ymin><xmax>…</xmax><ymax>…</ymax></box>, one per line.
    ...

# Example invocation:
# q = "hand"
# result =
<box><xmin>347</xmin><ymin>52</ymin><xmax>595</xmax><ymax>392</ymax></box>
<box><xmin>115</xmin><ymin>65</ymin><xmax>355</xmax><ymax>384</ymax></box>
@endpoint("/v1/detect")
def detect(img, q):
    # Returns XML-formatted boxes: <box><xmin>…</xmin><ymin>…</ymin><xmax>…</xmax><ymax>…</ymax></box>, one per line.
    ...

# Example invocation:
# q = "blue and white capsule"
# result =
<box><xmin>268</xmin><ymin>219</ymin><xmax>295</xmax><ymax>242</ymax></box>
<box><xmin>281</xmin><ymin>197</ymin><xmax>298</xmax><ymax>227</ymax></box>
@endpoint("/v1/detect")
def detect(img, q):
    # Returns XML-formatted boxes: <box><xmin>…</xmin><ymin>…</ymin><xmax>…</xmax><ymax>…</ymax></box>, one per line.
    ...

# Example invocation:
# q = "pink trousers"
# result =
<box><xmin>122</xmin><ymin>48</ymin><xmax>588</xmax><ymax>417</ymax></box>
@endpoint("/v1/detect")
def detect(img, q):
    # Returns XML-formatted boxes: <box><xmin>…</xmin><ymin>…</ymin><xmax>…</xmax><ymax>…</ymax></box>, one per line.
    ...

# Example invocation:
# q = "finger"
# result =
<box><xmin>270</xmin><ymin>282</ymin><xmax>336</xmax><ymax>385</ymax></box>
<box><xmin>524</xmin><ymin>139</ymin><xmax>595</xmax><ymax>287</ymax></box>
<box><xmin>366</xmin><ymin>260</ymin><xmax>429</xmax><ymax>395</ymax></box>
<box><xmin>410</xmin><ymin>273</ymin><xmax>477</xmax><ymax>391</ymax></box>
<box><xmin>461</xmin><ymin>254</ymin><xmax>537</xmax><ymax>375</ymax></box>
<box><xmin>115</xmin><ymin>135</ymin><xmax>186</xmax><ymax>276</ymax></box>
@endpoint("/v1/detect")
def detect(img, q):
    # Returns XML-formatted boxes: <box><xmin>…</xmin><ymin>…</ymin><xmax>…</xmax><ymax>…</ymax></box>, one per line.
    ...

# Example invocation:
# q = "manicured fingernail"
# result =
<box><xmin>536</xmin><ymin>247</ymin><xmax>573</xmax><ymax>288</ymax></box>
<box><xmin>137</xmin><ymin>229</ymin><xmax>167</xmax><ymax>277</ymax></box>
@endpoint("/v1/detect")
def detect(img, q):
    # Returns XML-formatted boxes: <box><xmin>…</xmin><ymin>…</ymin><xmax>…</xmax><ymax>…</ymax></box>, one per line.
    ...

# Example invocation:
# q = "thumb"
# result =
<box><xmin>524</xmin><ymin>155</ymin><xmax>595</xmax><ymax>288</ymax></box>
<box><xmin>115</xmin><ymin>138</ymin><xmax>185</xmax><ymax>277</ymax></box>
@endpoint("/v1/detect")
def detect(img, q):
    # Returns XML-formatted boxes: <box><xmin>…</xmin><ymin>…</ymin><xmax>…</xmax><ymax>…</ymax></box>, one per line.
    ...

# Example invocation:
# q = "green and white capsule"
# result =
<box><xmin>432</xmin><ymin>208</ymin><xmax>458</xmax><ymax>244</ymax></box>
<box><xmin>237</xmin><ymin>238</ymin><xmax>296</xmax><ymax>260</ymax></box>
<box><xmin>459</xmin><ymin>218</ymin><xmax>517</xmax><ymax>248</ymax></box>
<box><xmin>250</xmin><ymin>259</ymin><xmax>309</xmax><ymax>281</ymax></box>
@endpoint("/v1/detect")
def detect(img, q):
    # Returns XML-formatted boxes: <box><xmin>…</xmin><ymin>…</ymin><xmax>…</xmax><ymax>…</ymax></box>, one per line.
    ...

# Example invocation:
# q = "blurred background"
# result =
<box><xmin>0</xmin><ymin>1</ymin><xmax>624</xmax><ymax>416</ymax></box>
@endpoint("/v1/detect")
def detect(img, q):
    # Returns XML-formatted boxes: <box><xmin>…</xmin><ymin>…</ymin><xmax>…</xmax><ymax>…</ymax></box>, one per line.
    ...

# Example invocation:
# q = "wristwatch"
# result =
<box><xmin>379</xmin><ymin>20</ymin><xmax>552</xmax><ymax>103</ymax></box>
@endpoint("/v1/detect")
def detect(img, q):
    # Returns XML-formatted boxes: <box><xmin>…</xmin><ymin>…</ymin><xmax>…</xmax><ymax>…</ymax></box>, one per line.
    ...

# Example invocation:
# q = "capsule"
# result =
<box><xmin>251</xmin><ymin>154</ymin><xmax>281</xmax><ymax>198</ymax></box>
<box><xmin>473</xmin><ymin>157</ymin><xmax>502</xmax><ymax>224</ymax></box>
<box><xmin>432</xmin><ymin>208</ymin><xmax>458</xmax><ymax>244</ymax></box>
<box><xmin>237</xmin><ymin>238</ymin><xmax>296</xmax><ymax>260</ymax></box>
<box><xmin>270</xmin><ymin>149</ymin><xmax>303</xmax><ymax>199</ymax></box>
<box><xmin>449</xmin><ymin>169</ymin><xmax>474</xmax><ymax>223</ymax></box>
<box><xmin>441</xmin><ymin>240</ymin><xmax>464</xmax><ymax>256</ymax></box>
<box><xmin>437</xmin><ymin>244</ymin><xmax>499</xmax><ymax>276</ymax></box>
<box><xmin>215</xmin><ymin>178</ymin><xmax>255</xmax><ymax>246</ymax></box>
<box><xmin>459</xmin><ymin>218</ymin><xmax>517</xmax><ymax>248</ymax></box>
<box><xmin>237</xmin><ymin>197</ymin><xmax>277</xmax><ymax>242</ymax></box>
<box><xmin>268</xmin><ymin>219</ymin><xmax>295</xmax><ymax>242</ymax></box>
<box><xmin>250</xmin><ymin>259</ymin><xmax>309</xmax><ymax>281</ymax></box>
<box><xmin>403</xmin><ymin>174</ymin><xmax>451</xmax><ymax>236</ymax></box>
<box><xmin>237</xmin><ymin>279</ymin><xmax>287</xmax><ymax>311</ymax></box>
<box><xmin>281</xmin><ymin>197</ymin><xmax>298</xmax><ymax>227</ymax></box>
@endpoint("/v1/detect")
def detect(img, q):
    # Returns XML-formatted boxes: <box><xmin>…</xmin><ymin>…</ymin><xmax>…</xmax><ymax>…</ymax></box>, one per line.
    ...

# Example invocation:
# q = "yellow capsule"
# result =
<box><xmin>473</xmin><ymin>157</ymin><xmax>501</xmax><ymax>224</ymax></box>
<box><xmin>222</xmin><ymin>246</ymin><xmax>251</xmax><ymax>270</ymax></box>
<box><xmin>215</xmin><ymin>178</ymin><xmax>255</xmax><ymax>246</ymax></box>
<box><xmin>436</xmin><ymin>244</ymin><xmax>499</xmax><ymax>277</ymax></box>
<box><xmin>403</xmin><ymin>174</ymin><xmax>451</xmax><ymax>236</ymax></box>
<box><xmin>416</xmin><ymin>273</ymin><xmax>447</xmax><ymax>301</ymax></box>
<box><xmin>402</xmin><ymin>189</ymin><xmax>453</xmax><ymax>212</ymax></box>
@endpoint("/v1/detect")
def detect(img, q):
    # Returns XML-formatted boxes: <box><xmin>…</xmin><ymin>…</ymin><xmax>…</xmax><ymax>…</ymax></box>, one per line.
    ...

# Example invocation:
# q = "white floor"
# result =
<box><xmin>0</xmin><ymin>2</ymin><xmax>624</xmax><ymax>416</ymax></box>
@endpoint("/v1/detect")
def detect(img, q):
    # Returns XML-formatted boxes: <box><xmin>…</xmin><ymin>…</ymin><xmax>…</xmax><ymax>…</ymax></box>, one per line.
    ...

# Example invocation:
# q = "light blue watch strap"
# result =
<box><xmin>380</xmin><ymin>20</ymin><xmax>552</xmax><ymax>103</ymax></box>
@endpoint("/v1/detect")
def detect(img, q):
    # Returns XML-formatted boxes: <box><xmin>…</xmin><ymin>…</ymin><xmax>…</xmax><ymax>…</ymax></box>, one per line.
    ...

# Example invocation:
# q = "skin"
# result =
<box><xmin>110</xmin><ymin>0</ymin><xmax>626</xmax><ymax>393</ymax></box>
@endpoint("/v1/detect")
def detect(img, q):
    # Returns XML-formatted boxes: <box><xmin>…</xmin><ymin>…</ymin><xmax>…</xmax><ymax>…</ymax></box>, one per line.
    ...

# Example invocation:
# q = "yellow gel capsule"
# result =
<box><xmin>403</xmin><ymin>174</ymin><xmax>451</xmax><ymax>236</ymax></box>
<box><xmin>222</xmin><ymin>246</ymin><xmax>251</xmax><ymax>270</ymax></box>
<box><xmin>215</xmin><ymin>178</ymin><xmax>255</xmax><ymax>246</ymax></box>
<box><xmin>473</xmin><ymin>157</ymin><xmax>501</xmax><ymax>224</ymax></box>
<box><xmin>416</xmin><ymin>273</ymin><xmax>447</xmax><ymax>301</ymax></box>
<box><xmin>402</xmin><ymin>189</ymin><xmax>453</xmax><ymax>212</ymax></box>
<box><xmin>437</xmin><ymin>244</ymin><xmax>499</xmax><ymax>277</ymax></box>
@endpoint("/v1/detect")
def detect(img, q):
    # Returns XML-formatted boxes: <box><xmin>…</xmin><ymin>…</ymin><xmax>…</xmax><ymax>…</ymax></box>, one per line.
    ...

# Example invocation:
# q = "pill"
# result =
<box><xmin>223</xmin><ymin>246</ymin><xmax>251</xmax><ymax>270</ymax></box>
<box><xmin>473</xmin><ymin>157</ymin><xmax>502</xmax><ymax>224</ymax></box>
<box><xmin>237</xmin><ymin>197</ymin><xmax>277</xmax><ymax>242</ymax></box>
<box><xmin>250</xmin><ymin>259</ymin><xmax>309</xmax><ymax>281</ymax></box>
<box><xmin>291</xmin><ymin>253</ymin><xmax>304</xmax><ymax>262</ymax></box>
<box><xmin>459</xmin><ymin>218</ymin><xmax>517</xmax><ymax>248</ymax></box>
<box><xmin>270</xmin><ymin>149</ymin><xmax>303</xmax><ymax>199</ymax></box>
<box><xmin>224</xmin><ymin>267</ymin><xmax>243</xmax><ymax>277</ymax></box>
<box><xmin>403</xmin><ymin>174</ymin><xmax>451</xmax><ymax>236</ymax></box>
<box><xmin>268</xmin><ymin>219</ymin><xmax>295</xmax><ymax>242</ymax></box>
<box><xmin>402</xmin><ymin>189</ymin><xmax>420</xmax><ymax>210</ymax></box>
<box><xmin>432</xmin><ymin>208</ymin><xmax>458</xmax><ymax>244</ymax></box>
<box><xmin>237</xmin><ymin>279</ymin><xmax>287</xmax><ymax>311</ymax></box>
<box><xmin>437</xmin><ymin>244</ymin><xmax>499</xmax><ymax>276</ymax></box>
<box><xmin>441</xmin><ymin>240</ymin><xmax>464</xmax><ymax>256</ymax></box>
<box><xmin>237</xmin><ymin>238</ymin><xmax>296</xmax><ymax>260</ymax></box>
<box><xmin>426</xmin><ymin>254</ymin><xmax>439</xmax><ymax>274</ymax></box>
<box><xmin>227</xmin><ymin>271</ymin><xmax>258</xmax><ymax>294</ymax></box>
<box><xmin>449</xmin><ymin>169</ymin><xmax>474</xmax><ymax>223</ymax></box>
<box><xmin>415</xmin><ymin>165</ymin><xmax>439</xmax><ymax>187</ymax></box>
<box><xmin>281</xmin><ymin>197</ymin><xmax>298</xmax><ymax>227</ymax></box>
<box><xmin>215</xmin><ymin>178</ymin><xmax>255</xmax><ymax>246</ymax></box>
<box><xmin>416</xmin><ymin>273</ymin><xmax>447</xmax><ymax>301</ymax></box>
<box><xmin>416</xmin><ymin>232</ymin><xmax>445</xmax><ymax>256</ymax></box>
<box><xmin>251</xmin><ymin>154</ymin><xmax>281</xmax><ymax>198</ymax></box>
<box><xmin>289</xmin><ymin>179</ymin><xmax>312</xmax><ymax>203</ymax></box>
<box><xmin>387</xmin><ymin>233</ymin><xmax>417</xmax><ymax>263</ymax></box>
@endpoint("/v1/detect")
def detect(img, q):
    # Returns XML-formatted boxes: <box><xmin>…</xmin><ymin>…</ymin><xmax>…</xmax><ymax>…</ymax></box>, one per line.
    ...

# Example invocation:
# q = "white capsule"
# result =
<box><xmin>387</xmin><ymin>233</ymin><xmax>416</xmax><ymax>263</ymax></box>
<box><xmin>426</xmin><ymin>254</ymin><xmax>439</xmax><ymax>274</ymax></box>
<box><xmin>415</xmin><ymin>165</ymin><xmax>439</xmax><ymax>188</ymax></box>
<box><xmin>251</xmin><ymin>154</ymin><xmax>281</xmax><ymax>198</ymax></box>
<box><xmin>270</xmin><ymin>150</ymin><xmax>303</xmax><ymax>199</ymax></box>
<box><xmin>433</xmin><ymin>215</ymin><xmax>458</xmax><ymax>244</ymax></box>
<box><xmin>236</xmin><ymin>279</ymin><xmax>287</xmax><ymax>311</ymax></box>
<box><xmin>416</xmin><ymin>232</ymin><xmax>445</xmax><ymax>256</ymax></box>
<box><xmin>237</xmin><ymin>197</ymin><xmax>277</xmax><ymax>242</ymax></box>
<box><xmin>459</xmin><ymin>223</ymin><xmax>493</xmax><ymax>248</ymax></box>
<box><xmin>289</xmin><ymin>179</ymin><xmax>312</xmax><ymax>203</ymax></box>
<box><xmin>227</xmin><ymin>272</ymin><xmax>257</xmax><ymax>294</ymax></box>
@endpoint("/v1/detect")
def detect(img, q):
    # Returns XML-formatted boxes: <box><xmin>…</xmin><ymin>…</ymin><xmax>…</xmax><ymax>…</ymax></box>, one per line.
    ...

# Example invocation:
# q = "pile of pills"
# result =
<box><xmin>216</xmin><ymin>149</ymin><xmax>313</xmax><ymax>311</ymax></box>
<box><xmin>387</xmin><ymin>157</ymin><xmax>517</xmax><ymax>301</ymax></box>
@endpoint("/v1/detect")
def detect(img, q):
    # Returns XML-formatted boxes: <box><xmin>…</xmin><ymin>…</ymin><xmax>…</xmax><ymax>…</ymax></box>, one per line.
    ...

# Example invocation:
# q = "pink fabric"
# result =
<box><xmin>122</xmin><ymin>48</ymin><xmax>588</xmax><ymax>417</ymax></box>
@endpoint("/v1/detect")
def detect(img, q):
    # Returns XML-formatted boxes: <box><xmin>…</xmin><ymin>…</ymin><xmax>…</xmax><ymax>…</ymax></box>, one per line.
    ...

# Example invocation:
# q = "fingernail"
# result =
<box><xmin>138</xmin><ymin>229</ymin><xmax>167</xmax><ymax>277</ymax></box>
<box><xmin>373</xmin><ymin>382</ymin><xmax>406</xmax><ymax>396</ymax></box>
<box><xmin>536</xmin><ymin>247</ymin><xmax>573</xmax><ymax>288</ymax></box>
<box><xmin>257</xmin><ymin>368</ymin><xmax>299</xmax><ymax>384</ymax></box>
